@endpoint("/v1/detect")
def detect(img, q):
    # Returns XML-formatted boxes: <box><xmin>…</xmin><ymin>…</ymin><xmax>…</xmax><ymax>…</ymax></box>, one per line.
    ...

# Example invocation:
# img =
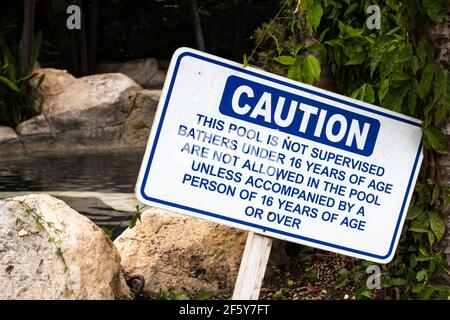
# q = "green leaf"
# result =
<box><xmin>412</xmin><ymin>283</ymin><xmax>425</xmax><ymax>293</ymax></box>
<box><xmin>406</xmin><ymin>206</ymin><xmax>422</xmax><ymax>220</ymax></box>
<box><xmin>335</xmin><ymin>268</ymin><xmax>349</xmax><ymax>289</ymax></box>
<box><xmin>418</xmin><ymin>63</ymin><xmax>436</xmax><ymax>99</ymax></box>
<box><xmin>306</xmin><ymin>3</ymin><xmax>323</xmax><ymax>32</ymax></box>
<box><xmin>353</xmin><ymin>84</ymin><xmax>375</xmax><ymax>104</ymax></box>
<box><xmin>101</xmin><ymin>227</ymin><xmax>113</xmax><ymax>238</ymax></box>
<box><xmin>378</xmin><ymin>79</ymin><xmax>390</xmax><ymax>103</ymax></box>
<box><xmin>343</xmin><ymin>2</ymin><xmax>359</xmax><ymax>18</ymax></box>
<box><xmin>274</xmin><ymin>55</ymin><xmax>295</xmax><ymax>66</ymax></box>
<box><xmin>411</xmin><ymin>56</ymin><xmax>420</xmax><ymax>76</ymax></box>
<box><xmin>380</xmin><ymin>50</ymin><xmax>396</xmax><ymax>80</ymax></box>
<box><xmin>396</xmin><ymin>45</ymin><xmax>413</xmax><ymax>64</ymax></box>
<box><xmin>435</xmin><ymin>103</ymin><xmax>447</xmax><ymax>126</ymax></box>
<box><xmin>195</xmin><ymin>291</ymin><xmax>214</xmax><ymax>300</ymax></box>
<box><xmin>155</xmin><ymin>291</ymin><xmax>169</xmax><ymax>300</ymax></box>
<box><xmin>302</xmin><ymin>54</ymin><xmax>321</xmax><ymax>84</ymax></box>
<box><xmin>129</xmin><ymin>209</ymin><xmax>142</xmax><ymax>229</ymax></box>
<box><xmin>355</xmin><ymin>286</ymin><xmax>372</xmax><ymax>299</ymax></box>
<box><xmin>423</xmin><ymin>125</ymin><xmax>447</xmax><ymax>154</ymax></box>
<box><xmin>407</xmin><ymin>90</ymin><xmax>418</xmax><ymax>116</ymax></box>
<box><xmin>419</xmin><ymin>244</ymin><xmax>429</xmax><ymax>256</ymax></box>
<box><xmin>444</xmin><ymin>188</ymin><xmax>450</xmax><ymax>209</ymax></box>
<box><xmin>434</xmin><ymin>68</ymin><xmax>447</xmax><ymax>101</ymax></box>
<box><xmin>421</xmin><ymin>0</ymin><xmax>445</xmax><ymax>22</ymax></box>
<box><xmin>319</xmin><ymin>28</ymin><xmax>330</xmax><ymax>42</ymax></box>
<box><xmin>296</xmin><ymin>0</ymin><xmax>308</xmax><ymax>13</ymax></box>
<box><xmin>383</xmin><ymin>85</ymin><xmax>410</xmax><ymax>112</ymax></box>
<box><xmin>429</xmin><ymin>211</ymin><xmax>445</xmax><ymax>241</ymax></box>
<box><xmin>364</xmin><ymin>84</ymin><xmax>375</xmax><ymax>104</ymax></box>
<box><xmin>345</xmin><ymin>53</ymin><xmax>365</xmax><ymax>66</ymax></box>
<box><xmin>31</xmin><ymin>31</ymin><xmax>42</xmax><ymax>68</ymax></box>
<box><xmin>416</xmin><ymin>270</ymin><xmax>428</xmax><ymax>282</ymax></box>
<box><xmin>0</xmin><ymin>75</ymin><xmax>19</xmax><ymax>92</ymax></box>
<box><xmin>391</xmin><ymin>278</ymin><xmax>407</xmax><ymax>286</ymax></box>
<box><xmin>410</xmin><ymin>254</ymin><xmax>418</xmax><ymax>268</ymax></box>
<box><xmin>409</xmin><ymin>226</ymin><xmax>429</xmax><ymax>233</ymax></box>
<box><xmin>242</xmin><ymin>54</ymin><xmax>248</xmax><ymax>68</ymax></box>
<box><xmin>431</xmin><ymin>183</ymin><xmax>440</xmax><ymax>205</ymax></box>
<box><xmin>427</xmin><ymin>230</ymin><xmax>435</xmax><ymax>247</ymax></box>
<box><xmin>173</xmin><ymin>293</ymin><xmax>189</xmax><ymax>300</ymax></box>
<box><xmin>417</xmin><ymin>41</ymin><xmax>434</xmax><ymax>66</ymax></box>
<box><xmin>419</xmin><ymin>287</ymin><xmax>435</xmax><ymax>300</ymax></box>
<box><xmin>287</xmin><ymin>56</ymin><xmax>303</xmax><ymax>81</ymax></box>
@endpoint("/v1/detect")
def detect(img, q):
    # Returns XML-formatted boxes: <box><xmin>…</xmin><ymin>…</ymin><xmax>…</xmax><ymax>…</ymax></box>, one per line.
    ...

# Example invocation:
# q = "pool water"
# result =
<box><xmin>0</xmin><ymin>149</ymin><xmax>146</xmax><ymax>238</ymax></box>
<box><xmin>0</xmin><ymin>150</ymin><xmax>145</xmax><ymax>192</ymax></box>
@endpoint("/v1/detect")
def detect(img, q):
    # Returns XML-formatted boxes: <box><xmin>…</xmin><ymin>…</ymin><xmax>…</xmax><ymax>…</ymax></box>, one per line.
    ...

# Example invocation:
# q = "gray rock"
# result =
<box><xmin>114</xmin><ymin>207</ymin><xmax>247</xmax><ymax>297</ymax></box>
<box><xmin>44</xmin><ymin>73</ymin><xmax>141</xmax><ymax>131</ymax></box>
<box><xmin>119</xmin><ymin>89</ymin><xmax>160</xmax><ymax>145</ymax></box>
<box><xmin>98</xmin><ymin>58</ymin><xmax>159</xmax><ymax>87</ymax></box>
<box><xmin>16</xmin><ymin>114</ymin><xmax>51</xmax><ymax>136</ymax></box>
<box><xmin>2</xmin><ymin>66</ymin><xmax>161</xmax><ymax>157</ymax></box>
<box><xmin>30</xmin><ymin>68</ymin><xmax>76</xmax><ymax>96</ymax></box>
<box><xmin>143</xmin><ymin>69</ymin><xmax>166</xmax><ymax>88</ymax></box>
<box><xmin>0</xmin><ymin>126</ymin><xmax>18</xmax><ymax>144</ymax></box>
<box><xmin>0</xmin><ymin>194</ymin><xmax>130</xmax><ymax>299</ymax></box>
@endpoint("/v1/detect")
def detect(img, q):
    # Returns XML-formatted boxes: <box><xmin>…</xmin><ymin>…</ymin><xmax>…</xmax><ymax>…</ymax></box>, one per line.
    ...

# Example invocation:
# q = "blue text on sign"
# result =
<box><xmin>219</xmin><ymin>76</ymin><xmax>381</xmax><ymax>156</ymax></box>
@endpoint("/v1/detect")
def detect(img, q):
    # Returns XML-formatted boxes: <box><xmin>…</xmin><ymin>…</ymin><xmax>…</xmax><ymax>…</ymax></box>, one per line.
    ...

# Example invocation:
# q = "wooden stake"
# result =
<box><xmin>232</xmin><ymin>232</ymin><xmax>273</xmax><ymax>300</ymax></box>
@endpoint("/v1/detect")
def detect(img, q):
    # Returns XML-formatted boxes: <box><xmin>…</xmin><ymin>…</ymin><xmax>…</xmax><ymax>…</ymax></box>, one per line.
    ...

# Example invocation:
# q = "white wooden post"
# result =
<box><xmin>232</xmin><ymin>232</ymin><xmax>273</xmax><ymax>300</ymax></box>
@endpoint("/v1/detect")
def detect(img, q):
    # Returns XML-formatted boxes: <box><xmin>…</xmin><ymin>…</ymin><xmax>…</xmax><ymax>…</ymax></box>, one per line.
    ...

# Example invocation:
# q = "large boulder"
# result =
<box><xmin>12</xmin><ymin>69</ymin><xmax>155</xmax><ymax>154</ymax></box>
<box><xmin>0</xmin><ymin>126</ymin><xmax>18</xmax><ymax>144</ymax></box>
<box><xmin>114</xmin><ymin>208</ymin><xmax>247</xmax><ymax>297</ymax></box>
<box><xmin>43</xmin><ymin>72</ymin><xmax>141</xmax><ymax>131</ymax></box>
<box><xmin>97</xmin><ymin>58</ymin><xmax>165</xmax><ymax>88</ymax></box>
<box><xmin>0</xmin><ymin>194</ymin><xmax>130</xmax><ymax>299</ymax></box>
<box><xmin>0</xmin><ymin>126</ymin><xmax>24</xmax><ymax>159</ymax></box>
<box><xmin>2</xmin><ymin>67</ymin><xmax>161</xmax><ymax>156</ymax></box>
<box><xmin>30</xmin><ymin>68</ymin><xmax>76</xmax><ymax>96</ymax></box>
<box><xmin>119</xmin><ymin>89</ymin><xmax>160</xmax><ymax>145</ymax></box>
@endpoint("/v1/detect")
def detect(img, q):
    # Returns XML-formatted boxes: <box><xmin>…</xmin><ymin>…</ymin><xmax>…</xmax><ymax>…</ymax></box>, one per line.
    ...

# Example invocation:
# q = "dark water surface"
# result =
<box><xmin>0</xmin><ymin>150</ymin><xmax>145</xmax><ymax>192</ymax></box>
<box><xmin>0</xmin><ymin>150</ymin><xmax>146</xmax><ymax>238</ymax></box>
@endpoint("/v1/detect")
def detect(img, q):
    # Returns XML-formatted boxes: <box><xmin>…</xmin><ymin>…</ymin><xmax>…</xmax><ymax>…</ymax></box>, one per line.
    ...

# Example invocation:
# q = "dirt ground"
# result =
<box><xmin>259</xmin><ymin>246</ymin><xmax>359</xmax><ymax>300</ymax></box>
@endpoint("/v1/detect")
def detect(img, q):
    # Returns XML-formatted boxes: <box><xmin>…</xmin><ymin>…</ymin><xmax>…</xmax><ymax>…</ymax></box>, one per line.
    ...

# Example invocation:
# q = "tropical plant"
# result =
<box><xmin>249</xmin><ymin>0</ymin><xmax>450</xmax><ymax>299</ymax></box>
<box><xmin>0</xmin><ymin>13</ymin><xmax>43</xmax><ymax>127</ymax></box>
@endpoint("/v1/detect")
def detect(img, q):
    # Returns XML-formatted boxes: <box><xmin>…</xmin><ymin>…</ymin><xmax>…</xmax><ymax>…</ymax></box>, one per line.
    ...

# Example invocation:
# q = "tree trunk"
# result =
<box><xmin>88</xmin><ymin>0</ymin><xmax>98</xmax><ymax>73</ymax></box>
<box><xmin>19</xmin><ymin>0</ymin><xmax>36</xmax><ymax>76</ymax></box>
<box><xmin>231</xmin><ymin>0</ymin><xmax>246</xmax><ymax>61</ymax></box>
<box><xmin>78</xmin><ymin>0</ymin><xmax>88</xmax><ymax>76</ymax></box>
<box><xmin>430</xmin><ymin>10</ymin><xmax>450</xmax><ymax>267</ymax></box>
<box><xmin>190</xmin><ymin>0</ymin><xmax>205</xmax><ymax>51</ymax></box>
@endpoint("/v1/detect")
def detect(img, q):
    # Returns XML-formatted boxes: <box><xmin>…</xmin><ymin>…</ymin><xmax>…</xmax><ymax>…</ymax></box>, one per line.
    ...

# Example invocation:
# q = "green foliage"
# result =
<box><xmin>154</xmin><ymin>290</ymin><xmax>213</xmax><ymax>300</ymax></box>
<box><xmin>154</xmin><ymin>290</ymin><xmax>188</xmax><ymax>300</ymax></box>
<box><xmin>335</xmin><ymin>268</ymin><xmax>350</xmax><ymax>289</ymax></box>
<box><xmin>129</xmin><ymin>205</ymin><xmax>144</xmax><ymax>228</ymax></box>
<box><xmin>274</xmin><ymin>278</ymin><xmax>294</xmax><ymax>299</ymax></box>
<box><xmin>194</xmin><ymin>291</ymin><xmax>214</xmax><ymax>300</ymax></box>
<box><xmin>0</xmin><ymin>16</ymin><xmax>42</xmax><ymax>127</ymax></box>
<box><xmin>250</xmin><ymin>0</ymin><xmax>450</xmax><ymax>300</ymax></box>
<box><xmin>101</xmin><ymin>205</ymin><xmax>147</xmax><ymax>239</ymax></box>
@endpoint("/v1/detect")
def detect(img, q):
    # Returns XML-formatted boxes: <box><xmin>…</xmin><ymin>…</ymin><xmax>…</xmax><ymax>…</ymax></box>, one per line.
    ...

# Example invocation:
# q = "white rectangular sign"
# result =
<box><xmin>136</xmin><ymin>47</ymin><xmax>423</xmax><ymax>263</ymax></box>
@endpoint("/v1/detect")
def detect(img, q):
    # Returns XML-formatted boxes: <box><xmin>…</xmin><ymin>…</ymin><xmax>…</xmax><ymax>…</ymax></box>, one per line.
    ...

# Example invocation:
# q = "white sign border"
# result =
<box><xmin>135</xmin><ymin>47</ymin><xmax>423</xmax><ymax>264</ymax></box>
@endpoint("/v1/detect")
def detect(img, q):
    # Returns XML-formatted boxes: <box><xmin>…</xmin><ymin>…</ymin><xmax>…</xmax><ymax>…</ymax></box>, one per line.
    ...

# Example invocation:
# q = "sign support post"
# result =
<box><xmin>232</xmin><ymin>232</ymin><xmax>273</xmax><ymax>300</ymax></box>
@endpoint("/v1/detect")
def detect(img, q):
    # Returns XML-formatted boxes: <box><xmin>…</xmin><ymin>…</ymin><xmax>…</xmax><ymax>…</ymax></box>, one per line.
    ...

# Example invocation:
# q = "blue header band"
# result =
<box><xmin>219</xmin><ymin>76</ymin><xmax>380</xmax><ymax>156</ymax></box>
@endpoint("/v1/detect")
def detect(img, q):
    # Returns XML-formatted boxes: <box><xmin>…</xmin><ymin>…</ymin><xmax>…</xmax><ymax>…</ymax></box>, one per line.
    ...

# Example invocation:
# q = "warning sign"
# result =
<box><xmin>136</xmin><ymin>47</ymin><xmax>423</xmax><ymax>263</ymax></box>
